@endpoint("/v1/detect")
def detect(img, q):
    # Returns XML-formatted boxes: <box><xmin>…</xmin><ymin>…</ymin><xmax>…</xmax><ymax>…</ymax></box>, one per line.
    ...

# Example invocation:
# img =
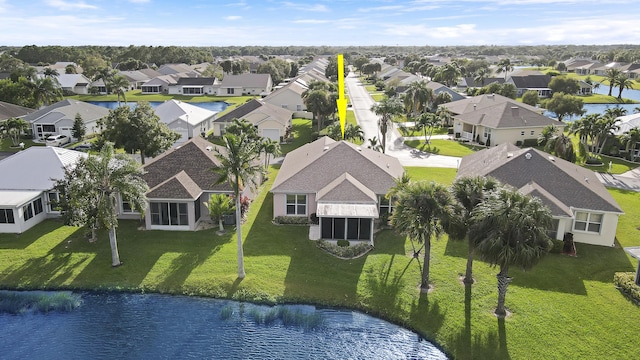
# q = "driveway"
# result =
<box><xmin>345</xmin><ymin>72</ymin><xmax>460</xmax><ymax>168</ymax></box>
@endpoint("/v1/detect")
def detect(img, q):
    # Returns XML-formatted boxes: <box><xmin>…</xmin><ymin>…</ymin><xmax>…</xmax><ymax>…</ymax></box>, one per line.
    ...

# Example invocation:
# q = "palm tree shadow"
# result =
<box><xmin>446</xmin><ymin>284</ymin><xmax>511</xmax><ymax>360</ymax></box>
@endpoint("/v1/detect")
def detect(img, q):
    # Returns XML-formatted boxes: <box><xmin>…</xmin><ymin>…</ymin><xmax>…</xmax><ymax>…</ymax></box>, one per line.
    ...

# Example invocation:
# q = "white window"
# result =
<box><xmin>0</xmin><ymin>209</ymin><xmax>15</xmax><ymax>224</ymax></box>
<box><xmin>573</xmin><ymin>211</ymin><xmax>602</xmax><ymax>233</ymax></box>
<box><xmin>286</xmin><ymin>194</ymin><xmax>306</xmax><ymax>215</ymax></box>
<box><xmin>520</xmin><ymin>131</ymin><xmax>525</xmax><ymax>136</ymax></box>
<box><xmin>530</xmin><ymin>130</ymin><xmax>535</xmax><ymax>136</ymax></box>
<box><xmin>379</xmin><ymin>195</ymin><xmax>392</xmax><ymax>216</ymax></box>
<box><xmin>483</xmin><ymin>128</ymin><xmax>491</xmax><ymax>139</ymax></box>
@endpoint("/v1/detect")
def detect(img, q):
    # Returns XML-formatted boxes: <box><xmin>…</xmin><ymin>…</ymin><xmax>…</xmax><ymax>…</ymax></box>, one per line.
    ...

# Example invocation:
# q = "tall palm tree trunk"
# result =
<box><xmin>109</xmin><ymin>227</ymin><xmax>121</xmax><ymax>267</ymax></box>
<box><xmin>235</xmin><ymin>194</ymin><xmax>246</xmax><ymax>279</ymax></box>
<box><xmin>495</xmin><ymin>266</ymin><xmax>511</xmax><ymax>317</ymax></box>
<box><xmin>464</xmin><ymin>239</ymin><xmax>475</xmax><ymax>284</ymax></box>
<box><xmin>420</xmin><ymin>239</ymin><xmax>431</xmax><ymax>292</ymax></box>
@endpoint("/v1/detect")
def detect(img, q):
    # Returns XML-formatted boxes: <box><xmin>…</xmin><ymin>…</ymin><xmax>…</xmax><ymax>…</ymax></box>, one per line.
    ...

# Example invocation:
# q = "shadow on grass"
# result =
<box><xmin>446</xmin><ymin>284</ymin><xmax>511</xmax><ymax>360</ymax></box>
<box><xmin>0</xmin><ymin>220</ymin><xmax>65</xmax><ymax>249</ymax></box>
<box><xmin>444</xmin><ymin>236</ymin><xmax>635</xmax><ymax>296</ymax></box>
<box><xmin>2</xmin><ymin>220</ymin><xmax>231</xmax><ymax>291</ymax></box>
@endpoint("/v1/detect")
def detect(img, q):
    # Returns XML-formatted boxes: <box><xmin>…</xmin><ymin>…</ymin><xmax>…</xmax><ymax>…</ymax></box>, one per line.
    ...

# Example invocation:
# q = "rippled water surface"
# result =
<box><xmin>0</xmin><ymin>293</ymin><xmax>447</xmax><ymax>360</ymax></box>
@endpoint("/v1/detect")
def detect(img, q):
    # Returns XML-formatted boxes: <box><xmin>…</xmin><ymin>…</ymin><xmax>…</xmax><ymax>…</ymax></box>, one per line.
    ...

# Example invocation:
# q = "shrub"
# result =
<box><xmin>516</xmin><ymin>140</ymin><xmax>523</xmax><ymax>146</ymax></box>
<box><xmin>336</xmin><ymin>239</ymin><xmax>350</xmax><ymax>247</ymax></box>
<box><xmin>274</xmin><ymin>216</ymin><xmax>309</xmax><ymax>225</ymax></box>
<box><xmin>0</xmin><ymin>291</ymin><xmax>82</xmax><ymax>315</ymax></box>
<box><xmin>614</xmin><ymin>272</ymin><xmax>640</xmax><ymax>304</ymax></box>
<box><xmin>522</xmin><ymin>138</ymin><xmax>538</xmax><ymax>147</ymax></box>
<box><xmin>585</xmin><ymin>158</ymin><xmax>603</xmax><ymax>165</ymax></box>
<box><xmin>316</xmin><ymin>239</ymin><xmax>372</xmax><ymax>258</ymax></box>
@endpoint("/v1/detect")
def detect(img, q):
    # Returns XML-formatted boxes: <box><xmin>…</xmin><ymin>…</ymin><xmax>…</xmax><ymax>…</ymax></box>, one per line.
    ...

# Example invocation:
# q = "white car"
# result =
<box><xmin>45</xmin><ymin>134</ymin><xmax>70</xmax><ymax>147</ymax></box>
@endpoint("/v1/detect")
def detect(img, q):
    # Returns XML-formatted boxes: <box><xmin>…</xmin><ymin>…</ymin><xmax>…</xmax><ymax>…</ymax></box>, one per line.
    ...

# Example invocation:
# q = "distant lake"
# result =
<box><xmin>544</xmin><ymin>103</ymin><xmax>639</xmax><ymax>121</ymax></box>
<box><xmin>0</xmin><ymin>292</ymin><xmax>447</xmax><ymax>360</ymax></box>
<box><xmin>88</xmin><ymin>101</ymin><xmax>229</xmax><ymax>113</ymax></box>
<box><xmin>592</xmin><ymin>82</ymin><xmax>640</xmax><ymax>102</ymax></box>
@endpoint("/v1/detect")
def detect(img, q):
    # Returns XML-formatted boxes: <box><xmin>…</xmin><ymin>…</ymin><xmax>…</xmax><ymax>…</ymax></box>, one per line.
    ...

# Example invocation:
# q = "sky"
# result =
<box><xmin>0</xmin><ymin>0</ymin><xmax>638</xmax><ymax>47</ymax></box>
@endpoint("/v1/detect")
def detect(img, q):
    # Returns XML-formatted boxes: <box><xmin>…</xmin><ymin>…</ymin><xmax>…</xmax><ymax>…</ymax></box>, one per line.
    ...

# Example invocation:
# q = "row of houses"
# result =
<box><xmin>0</xmin><ymin>114</ymin><xmax>625</xmax><ymax>252</ymax></box>
<box><xmin>564</xmin><ymin>58</ymin><xmax>640</xmax><ymax>79</ymax></box>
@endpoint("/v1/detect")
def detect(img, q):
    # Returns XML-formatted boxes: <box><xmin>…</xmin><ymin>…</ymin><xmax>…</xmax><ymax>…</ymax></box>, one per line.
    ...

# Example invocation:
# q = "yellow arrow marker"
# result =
<box><xmin>336</xmin><ymin>54</ymin><xmax>347</xmax><ymax>139</ymax></box>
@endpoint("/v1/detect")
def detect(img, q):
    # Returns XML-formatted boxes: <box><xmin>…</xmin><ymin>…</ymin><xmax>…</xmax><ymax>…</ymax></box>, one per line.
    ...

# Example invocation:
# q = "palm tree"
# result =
<box><xmin>473</xmin><ymin>67</ymin><xmax>489</xmax><ymax>87</ymax></box>
<box><xmin>259</xmin><ymin>138</ymin><xmax>281</xmax><ymax>171</ymax></box>
<box><xmin>302</xmin><ymin>88</ymin><xmax>331</xmax><ymax>132</ymax></box>
<box><xmin>403</xmin><ymin>81</ymin><xmax>435</xmax><ymax>120</ymax></box>
<box><xmin>414</xmin><ymin>112</ymin><xmax>439</xmax><ymax>148</ymax></box>
<box><xmin>537</xmin><ymin>124</ymin><xmax>558</xmax><ymax>147</ymax></box>
<box><xmin>545</xmin><ymin>132</ymin><xmax>577</xmax><ymax>163</ymax></box>
<box><xmin>435</xmin><ymin>61</ymin><xmax>463</xmax><ymax>87</ymax></box>
<box><xmin>435</xmin><ymin>106</ymin><xmax>453</xmax><ymax>127</ymax></box>
<box><xmin>449</xmin><ymin>176</ymin><xmax>500</xmax><ymax>284</ymax></box>
<box><xmin>56</xmin><ymin>142</ymin><xmax>148</xmax><ymax>266</ymax></box>
<box><xmin>621</xmin><ymin>127</ymin><xmax>640</xmax><ymax>162</ymax></box>
<box><xmin>0</xmin><ymin>117</ymin><xmax>30</xmax><ymax>147</ymax></box>
<box><xmin>31</xmin><ymin>77</ymin><xmax>62</xmax><ymax>107</ymax></box>
<box><xmin>391</xmin><ymin>180</ymin><xmax>454</xmax><ymax>292</ymax></box>
<box><xmin>471</xmin><ymin>186</ymin><xmax>553</xmax><ymax>317</ymax></box>
<box><xmin>43</xmin><ymin>67</ymin><xmax>59</xmax><ymax>78</ymax></box>
<box><xmin>603</xmin><ymin>68</ymin><xmax>621</xmax><ymax>97</ymax></box>
<box><xmin>367</xmin><ymin>136</ymin><xmax>382</xmax><ymax>152</ymax></box>
<box><xmin>594</xmin><ymin>114</ymin><xmax>620</xmax><ymax>155</ymax></box>
<box><xmin>214</xmin><ymin>132</ymin><xmax>263</xmax><ymax>279</ymax></box>
<box><xmin>615</xmin><ymin>74</ymin><xmax>634</xmax><ymax>100</ymax></box>
<box><xmin>204</xmin><ymin>194</ymin><xmax>234</xmax><ymax>233</ymax></box>
<box><xmin>343</xmin><ymin>123</ymin><xmax>364</xmax><ymax>142</ymax></box>
<box><xmin>371</xmin><ymin>97</ymin><xmax>403</xmax><ymax>153</ymax></box>
<box><xmin>110</xmin><ymin>75</ymin><xmax>130</xmax><ymax>105</ymax></box>
<box><xmin>496</xmin><ymin>59</ymin><xmax>514</xmax><ymax>80</ymax></box>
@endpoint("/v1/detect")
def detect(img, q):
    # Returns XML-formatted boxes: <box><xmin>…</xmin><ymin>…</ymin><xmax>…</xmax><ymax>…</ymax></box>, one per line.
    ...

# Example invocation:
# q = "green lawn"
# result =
<box><xmin>69</xmin><ymin>90</ymin><xmax>256</xmax><ymax>105</ymax></box>
<box><xmin>0</xmin><ymin>137</ymin><xmax>44</xmax><ymax>152</ymax></box>
<box><xmin>0</xmin><ymin>166</ymin><xmax>638</xmax><ymax>359</ymax></box>
<box><xmin>280</xmin><ymin>118</ymin><xmax>313</xmax><ymax>155</ymax></box>
<box><xmin>405</xmin><ymin>139</ymin><xmax>481</xmax><ymax>157</ymax></box>
<box><xmin>399</xmin><ymin>125</ymin><xmax>449</xmax><ymax>137</ymax></box>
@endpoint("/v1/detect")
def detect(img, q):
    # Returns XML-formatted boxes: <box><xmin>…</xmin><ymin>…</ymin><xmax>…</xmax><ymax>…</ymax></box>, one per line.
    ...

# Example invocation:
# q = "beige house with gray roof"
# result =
<box><xmin>22</xmin><ymin>99</ymin><xmax>109</xmax><ymax>140</ymax></box>
<box><xmin>442</xmin><ymin>94</ymin><xmax>563</xmax><ymax>146</ymax></box>
<box><xmin>457</xmin><ymin>143</ymin><xmax>623</xmax><ymax>246</ymax></box>
<box><xmin>270</xmin><ymin>137</ymin><xmax>403</xmax><ymax>245</ymax></box>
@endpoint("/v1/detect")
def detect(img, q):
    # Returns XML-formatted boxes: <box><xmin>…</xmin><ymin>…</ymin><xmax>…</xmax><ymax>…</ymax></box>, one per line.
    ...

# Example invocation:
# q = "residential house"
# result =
<box><xmin>168</xmin><ymin>77</ymin><xmax>218</xmax><ymax>96</ymax></box>
<box><xmin>212</xmin><ymin>98</ymin><xmax>292</xmax><ymax>141</ymax></box>
<box><xmin>22</xmin><ymin>99</ymin><xmax>109</xmax><ymax>140</ymax></box>
<box><xmin>217</xmin><ymin>73</ymin><xmax>273</xmax><ymax>96</ymax></box>
<box><xmin>457</xmin><ymin>77</ymin><xmax>505</xmax><ymax>89</ymax></box>
<box><xmin>578</xmin><ymin>80</ymin><xmax>593</xmax><ymax>95</ymax></box>
<box><xmin>262</xmin><ymin>77</ymin><xmax>312</xmax><ymax>119</ymax></box>
<box><xmin>127</xmin><ymin>136</ymin><xmax>252</xmax><ymax>231</ymax></box>
<box><xmin>154</xmin><ymin>100</ymin><xmax>218</xmax><ymax>144</ymax></box>
<box><xmin>451</xmin><ymin>100</ymin><xmax>565</xmax><ymax>145</ymax></box>
<box><xmin>621</xmin><ymin>63</ymin><xmax>640</xmax><ymax>79</ymax></box>
<box><xmin>0</xmin><ymin>101</ymin><xmax>34</xmax><ymax>120</ymax></box>
<box><xmin>614</xmin><ymin>113</ymin><xmax>640</xmax><ymax>158</ymax></box>
<box><xmin>118</xmin><ymin>70</ymin><xmax>161</xmax><ymax>90</ymax></box>
<box><xmin>52</xmin><ymin>74</ymin><xmax>92</xmax><ymax>95</ymax></box>
<box><xmin>456</xmin><ymin>143</ymin><xmax>624</xmax><ymax>246</ymax></box>
<box><xmin>140</xmin><ymin>74</ymin><xmax>183</xmax><ymax>94</ymax></box>
<box><xmin>506</xmin><ymin>73</ymin><xmax>552</xmax><ymax>98</ymax></box>
<box><xmin>0</xmin><ymin>146</ymin><xmax>86</xmax><ymax>233</ymax></box>
<box><xmin>441</xmin><ymin>93</ymin><xmax>543</xmax><ymax>116</ymax></box>
<box><xmin>423</xmin><ymin>80</ymin><xmax>466</xmax><ymax>101</ymax></box>
<box><xmin>157</xmin><ymin>63</ymin><xmax>201</xmax><ymax>77</ymax></box>
<box><xmin>574</xmin><ymin>61</ymin><xmax>604</xmax><ymax>75</ymax></box>
<box><xmin>270</xmin><ymin>137</ymin><xmax>404</xmax><ymax>245</ymax></box>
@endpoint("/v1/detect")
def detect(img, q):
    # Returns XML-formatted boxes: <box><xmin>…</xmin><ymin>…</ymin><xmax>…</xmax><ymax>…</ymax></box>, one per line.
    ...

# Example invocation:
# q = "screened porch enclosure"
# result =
<box><xmin>320</xmin><ymin>217</ymin><xmax>372</xmax><ymax>241</ymax></box>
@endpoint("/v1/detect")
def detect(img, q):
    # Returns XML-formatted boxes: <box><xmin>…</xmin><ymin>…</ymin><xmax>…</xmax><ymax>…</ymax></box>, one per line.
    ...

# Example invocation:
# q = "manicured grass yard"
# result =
<box><xmin>1</xmin><ymin>165</ymin><xmax>639</xmax><ymax>359</ymax></box>
<box><xmin>405</xmin><ymin>139</ymin><xmax>481</xmax><ymax>157</ymax></box>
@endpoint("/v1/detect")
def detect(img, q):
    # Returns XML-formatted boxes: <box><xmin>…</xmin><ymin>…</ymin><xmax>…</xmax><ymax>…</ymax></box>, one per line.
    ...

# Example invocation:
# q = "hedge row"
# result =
<box><xmin>614</xmin><ymin>272</ymin><xmax>640</xmax><ymax>304</ymax></box>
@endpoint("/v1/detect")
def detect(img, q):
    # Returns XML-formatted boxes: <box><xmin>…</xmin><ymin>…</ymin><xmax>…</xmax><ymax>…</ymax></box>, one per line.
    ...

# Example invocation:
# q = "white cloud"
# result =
<box><xmin>225</xmin><ymin>15</ymin><xmax>242</xmax><ymax>21</ymax></box>
<box><xmin>281</xmin><ymin>2</ymin><xmax>329</xmax><ymax>12</ymax></box>
<box><xmin>46</xmin><ymin>0</ymin><xmax>99</xmax><ymax>10</ymax></box>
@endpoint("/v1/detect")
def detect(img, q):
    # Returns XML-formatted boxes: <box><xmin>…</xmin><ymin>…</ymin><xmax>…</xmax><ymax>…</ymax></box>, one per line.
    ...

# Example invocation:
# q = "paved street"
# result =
<box><xmin>345</xmin><ymin>72</ymin><xmax>460</xmax><ymax>168</ymax></box>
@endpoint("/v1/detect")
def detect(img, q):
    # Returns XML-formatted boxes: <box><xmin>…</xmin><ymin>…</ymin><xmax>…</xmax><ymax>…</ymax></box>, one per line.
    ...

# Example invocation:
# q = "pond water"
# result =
<box><xmin>544</xmin><ymin>103</ymin><xmax>640</xmax><ymax>121</ymax></box>
<box><xmin>0</xmin><ymin>292</ymin><xmax>447</xmax><ymax>360</ymax></box>
<box><xmin>592</xmin><ymin>82</ymin><xmax>640</xmax><ymax>102</ymax></box>
<box><xmin>88</xmin><ymin>101</ymin><xmax>229</xmax><ymax>113</ymax></box>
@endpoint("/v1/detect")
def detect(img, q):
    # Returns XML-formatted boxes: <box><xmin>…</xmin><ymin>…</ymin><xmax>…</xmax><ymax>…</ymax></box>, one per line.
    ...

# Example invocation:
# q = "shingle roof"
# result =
<box><xmin>456</xmin><ymin>143</ymin><xmax>623</xmax><ymax>215</ymax></box>
<box><xmin>316</xmin><ymin>173</ymin><xmax>377</xmax><ymax>203</ymax></box>
<box><xmin>175</xmin><ymin>77</ymin><xmax>217</xmax><ymax>86</ymax></box>
<box><xmin>0</xmin><ymin>101</ymin><xmax>34</xmax><ymax>120</ymax></box>
<box><xmin>508</xmin><ymin>74</ymin><xmax>552</xmax><ymax>89</ymax></box>
<box><xmin>454</xmin><ymin>101</ymin><xmax>564</xmax><ymax>129</ymax></box>
<box><xmin>22</xmin><ymin>99</ymin><xmax>109</xmax><ymax>124</ymax></box>
<box><xmin>143</xmin><ymin>137</ymin><xmax>231</xmax><ymax>198</ymax></box>
<box><xmin>220</xmin><ymin>73</ymin><xmax>271</xmax><ymax>88</ymax></box>
<box><xmin>441</xmin><ymin>93</ymin><xmax>541</xmax><ymax>115</ymax></box>
<box><xmin>214</xmin><ymin>99</ymin><xmax>263</xmax><ymax>124</ymax></box>
<box><xmin>147</xmin><ymin>170</ymin><xmax>203</xmax><ymax>200</ymax></box>
<box><xmin>271</xmin><ymin>137</ymin><xmax>404</xmax><ymax>195</ymax></box>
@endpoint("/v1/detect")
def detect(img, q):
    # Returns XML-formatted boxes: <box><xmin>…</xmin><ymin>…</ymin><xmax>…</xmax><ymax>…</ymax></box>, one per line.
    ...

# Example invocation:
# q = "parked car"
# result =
<box><xmin>45</xmin><ymin>134</ymin><xmax>70</xmax><ymax>147</ymax></box>
<box><xmin>71</xmin><ymin>143</ymin><xmax>92</xmax><ymax>152</ymax></box>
